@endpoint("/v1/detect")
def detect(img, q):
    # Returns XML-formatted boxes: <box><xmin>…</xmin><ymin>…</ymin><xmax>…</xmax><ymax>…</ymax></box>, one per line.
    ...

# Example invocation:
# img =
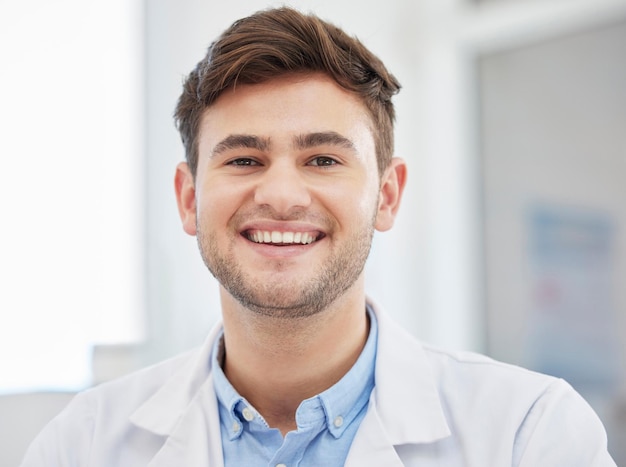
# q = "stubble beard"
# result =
<box><xmin>196</xmin><ymin>212</ymin><xmax>376</xmax><ymax>319</ymax></box>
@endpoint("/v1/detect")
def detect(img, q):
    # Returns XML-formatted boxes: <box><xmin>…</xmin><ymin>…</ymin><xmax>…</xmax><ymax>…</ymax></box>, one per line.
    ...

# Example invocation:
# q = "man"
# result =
<box><xmin>22</xmin><ymin>7</ymin><xmax>616</xmax><ymax>466</ymax></box>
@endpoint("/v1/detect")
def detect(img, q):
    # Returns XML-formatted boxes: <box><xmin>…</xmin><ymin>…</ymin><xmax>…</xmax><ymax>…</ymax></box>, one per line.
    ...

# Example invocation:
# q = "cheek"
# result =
<box><xmin>352</xmin><ymin>172</ymin><xmax>381</xmax><ymax>212</ymax></box>
<box><xmin>321</xmin><ymin>178</ymin><xmax>380</xmax><ymax>228</ymax></box>
<box><xmin>195</xmin><ymin>180</ymin><xmax>247</xmax><ymax>226</ymax></box>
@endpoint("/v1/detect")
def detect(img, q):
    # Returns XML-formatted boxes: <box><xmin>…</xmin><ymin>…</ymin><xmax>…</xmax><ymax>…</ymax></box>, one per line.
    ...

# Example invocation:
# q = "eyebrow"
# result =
<box><xmin>294</xmin><ymin>131</ymin><xmax>356</xmax><ymax>151</ymax></box>
<box><xmin>211</xmin><ymin>134</ymin><xmax>271</xmax><ymax>158</ymax></box>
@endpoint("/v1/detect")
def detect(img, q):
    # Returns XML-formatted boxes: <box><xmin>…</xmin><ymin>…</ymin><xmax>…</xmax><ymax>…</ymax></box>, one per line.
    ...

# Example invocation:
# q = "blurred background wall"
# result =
<box><xmin>1</xmin><ymin>0</ymin><xmax>625</xmax><ymax>464</ymax></box>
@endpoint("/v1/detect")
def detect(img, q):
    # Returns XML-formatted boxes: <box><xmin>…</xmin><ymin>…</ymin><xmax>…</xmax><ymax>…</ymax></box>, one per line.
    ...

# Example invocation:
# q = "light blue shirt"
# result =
<box><xmin>211</xmin><ymin>306</ymin><xmax>378</xmax><ymax>467</ymax></box>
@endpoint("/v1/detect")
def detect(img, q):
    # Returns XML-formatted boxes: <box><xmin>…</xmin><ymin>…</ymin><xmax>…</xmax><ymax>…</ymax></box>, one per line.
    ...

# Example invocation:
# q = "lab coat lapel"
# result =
<box><xmin>347</xmin><ymin>301</ymin><xmax>451</xmax><ymax>463</ymax></box>
<box><xmin>146</xmin><ymin>374</ymin><xmax>223</xmax><ymax>467</ymax></box>
<box><xmin>344</xmin><ymin>398</ymin><xmax>406</xmax><ymax>467</ymax></box>
<box><xmin>131</xmin><ymin>322</ymin><xmax>225</xmax><ymax>467</ymax></box>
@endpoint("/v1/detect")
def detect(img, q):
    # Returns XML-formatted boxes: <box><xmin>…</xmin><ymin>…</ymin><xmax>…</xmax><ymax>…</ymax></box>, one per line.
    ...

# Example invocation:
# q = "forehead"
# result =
<box><xmin>197</xmin><ymin>73</ymin><xmax>375</xmax><ymax>150</ymax></box>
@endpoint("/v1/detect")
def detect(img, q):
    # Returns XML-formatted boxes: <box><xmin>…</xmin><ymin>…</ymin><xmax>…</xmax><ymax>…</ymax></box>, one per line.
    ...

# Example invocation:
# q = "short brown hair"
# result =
<box><xmin>174</xmin><ymin>7</ymin><xmax>401</xmax><ymax>176</ymax></box>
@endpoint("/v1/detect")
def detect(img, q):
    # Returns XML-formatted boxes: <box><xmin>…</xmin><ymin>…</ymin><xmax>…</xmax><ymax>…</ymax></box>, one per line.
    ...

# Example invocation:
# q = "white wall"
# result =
<box><xmin>0</xmin><ymin>0</ymin><xmax>145</xmax><ymax>393</ymax></box>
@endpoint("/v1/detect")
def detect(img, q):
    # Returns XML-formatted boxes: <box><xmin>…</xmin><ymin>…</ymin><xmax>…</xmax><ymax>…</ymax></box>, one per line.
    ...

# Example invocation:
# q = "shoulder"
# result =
<box><xmin>83</xmin><ymin>348</ymin><xmax>198</xmax><ymax>408</ymax></box>
<box><xmin>421</xmin><ymin>343</ymin><xmax>558</xmax><ymax>394</ymax></box>
<box><xmin>20</xmin><ymin>348</ymin><xmax>201</xmax><ymax>467</ymax></box>
<box><xmin>417</xmin><ymin>345</ymin><xmax>612</xmax><ymax>465</ymax></box>
<box><xmin>419</xmin><ymin>342</ymin><xmax>595</xmax><ymax>421</ymax></box>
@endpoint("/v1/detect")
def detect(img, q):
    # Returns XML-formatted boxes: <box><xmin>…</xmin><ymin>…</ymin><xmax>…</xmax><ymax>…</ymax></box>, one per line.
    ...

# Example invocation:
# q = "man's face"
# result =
<box><xmin>177</xmin><ymin>73</ymin><xmax>400</xmax><ymax>318</ymax></box>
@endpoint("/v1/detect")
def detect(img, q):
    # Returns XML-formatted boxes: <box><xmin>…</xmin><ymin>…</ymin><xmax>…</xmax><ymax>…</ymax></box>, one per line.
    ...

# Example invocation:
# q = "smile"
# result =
<box><xmin>245</xmin><ymin>230</ymin><xmax>322</xmax><ymax>245</ymax></box>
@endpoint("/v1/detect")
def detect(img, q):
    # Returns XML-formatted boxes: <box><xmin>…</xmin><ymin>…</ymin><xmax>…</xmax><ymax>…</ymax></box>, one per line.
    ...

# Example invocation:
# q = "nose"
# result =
<box><xmin>254</xmin><ymin>162</ymin><xmax>312</xmax><ymax>214</ymax></box>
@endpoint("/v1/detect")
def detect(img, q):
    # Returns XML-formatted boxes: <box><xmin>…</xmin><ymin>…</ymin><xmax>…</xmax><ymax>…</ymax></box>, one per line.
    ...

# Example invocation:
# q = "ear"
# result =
<box><xmin>375</xmin><ymin>157</ymin><xmax>407</xmax><ymax>232</ymax></box>
<box><xmin>174</xmin><ymin>162</ymin><xmax>197</xmax><ymax>236</ymax></box>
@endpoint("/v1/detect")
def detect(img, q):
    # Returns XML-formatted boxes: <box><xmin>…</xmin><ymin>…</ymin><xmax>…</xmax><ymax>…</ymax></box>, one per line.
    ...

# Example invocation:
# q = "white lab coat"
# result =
<box><xmin>21</xmin><ymin>301</ymin><xmax>616</xmax><ymax>466</ymax></box>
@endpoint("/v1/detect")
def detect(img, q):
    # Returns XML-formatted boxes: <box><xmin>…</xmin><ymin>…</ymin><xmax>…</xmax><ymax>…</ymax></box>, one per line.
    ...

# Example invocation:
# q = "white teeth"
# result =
<box><xmin>248</xmin><ymin>230</ymin><xmax>317</xmax><ymax>245</ymax></box>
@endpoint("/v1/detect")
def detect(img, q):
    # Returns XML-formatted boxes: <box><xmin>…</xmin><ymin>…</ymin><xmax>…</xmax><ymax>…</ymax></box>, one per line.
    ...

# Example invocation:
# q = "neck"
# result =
<box><xmin>219</xmin><ymin>283</ymin><xmax>369</xmax><ymax>435</ymax></box>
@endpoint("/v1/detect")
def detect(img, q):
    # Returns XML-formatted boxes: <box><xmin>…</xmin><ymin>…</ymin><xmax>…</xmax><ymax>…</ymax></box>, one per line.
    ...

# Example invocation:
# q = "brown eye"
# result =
<box><xmin>227</xmin><ymin>158</ymin><xmax>260</xmax><ymax>166</ymax></box>
<box><xmin>308</xmin><ymin>156</ymin><xmax>337</xmax><ymax>167</ymax></box>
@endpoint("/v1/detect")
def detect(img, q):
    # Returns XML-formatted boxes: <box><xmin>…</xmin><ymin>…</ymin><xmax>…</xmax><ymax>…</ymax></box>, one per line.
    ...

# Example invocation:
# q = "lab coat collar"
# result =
<box><xmin>368</xmin><ymin>298</ymin><xmax>451</xmax><ymax>445</ymax></box>
<box><xmin>344</xmin><ymin>299</ymin><xmax>450</xmax><ymax>466</ymax></box>
<box><xmin>130</xmin><ymin>323</ymin><xmax>225</xmax><ymax>466</ymax></box>
<box><xmin>129</xmin><ymin>323</ymin><xmax>223</xmax><ymax>436</ymax></box>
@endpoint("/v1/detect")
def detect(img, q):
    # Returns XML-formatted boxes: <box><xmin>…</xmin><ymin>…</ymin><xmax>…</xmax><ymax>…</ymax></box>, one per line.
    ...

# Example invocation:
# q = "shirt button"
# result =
<box><xmin>334</xmin><ymin>415</ymin><xmax>344</xmax><ymax>427</ymax></box>
<box><xmin>232</xmin><ymin>421</ymin><xmax>240</xmax><ymax>432</ymax></box>
<box><xmin>242</xmin><ymin>407</ymin><xmax>255</xmax><ymax>421</ymax></box>
<box><xmin>276</xmin><ymin>464</ymin><xmax>287</xmax><ymax>467</ymax></box>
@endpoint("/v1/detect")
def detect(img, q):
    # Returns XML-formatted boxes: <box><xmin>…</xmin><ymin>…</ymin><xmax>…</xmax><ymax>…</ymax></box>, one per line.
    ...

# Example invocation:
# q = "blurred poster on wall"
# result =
<box><xmin>527</xmin><ymin>204</ymin><xmax>621</xmax><ymax>393</ymax></box>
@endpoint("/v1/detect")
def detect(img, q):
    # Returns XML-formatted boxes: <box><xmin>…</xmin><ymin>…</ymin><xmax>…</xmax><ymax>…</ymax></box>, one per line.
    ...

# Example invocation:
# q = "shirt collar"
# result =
<box><xmin>211</xmin><ymin>305</ymin><xmax>378</xmax><ymax>440</ymax></box>
<box><xmin>211</xmin><ymin>338</ymin><xmax>247</xmax><ymax>440</ymax></box>
<box><xmin>318</xmin><ymin>304</ymin><xmax>377</xmax><ymax>438</ymax></box>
